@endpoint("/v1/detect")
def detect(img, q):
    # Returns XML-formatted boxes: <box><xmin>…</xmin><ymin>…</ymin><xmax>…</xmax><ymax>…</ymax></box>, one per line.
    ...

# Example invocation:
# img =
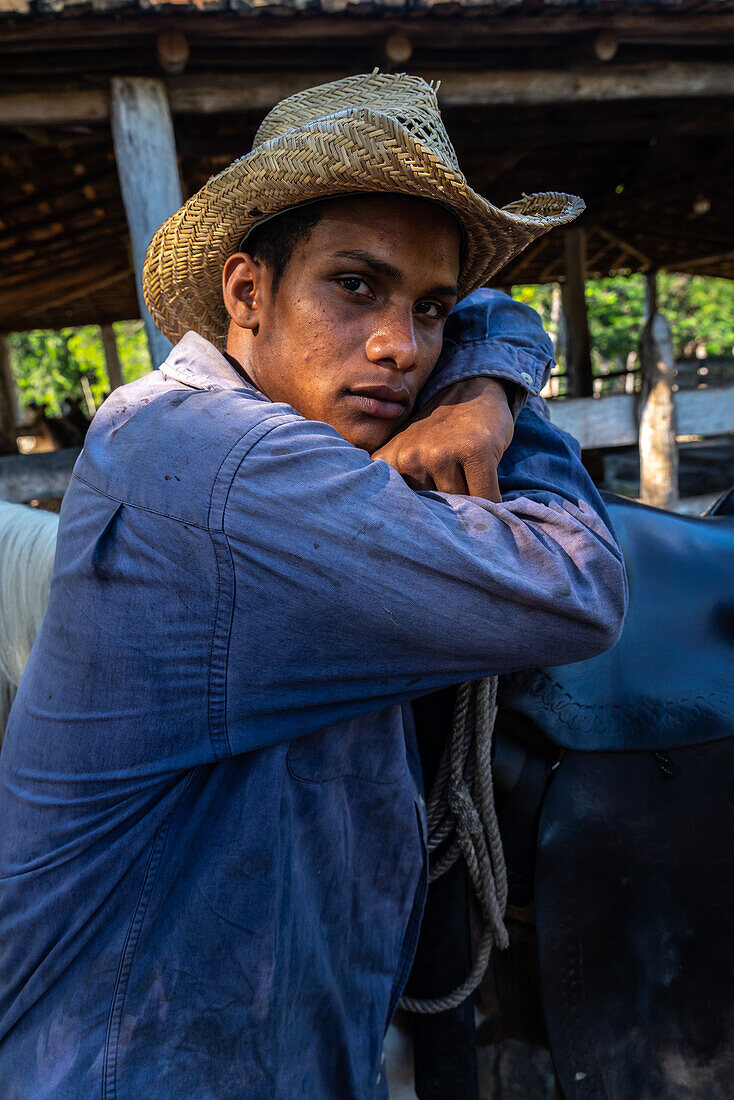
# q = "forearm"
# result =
<box><xmin>223</xmin><ymin>412</ymin><xmax>627</xmax><ymax>750</ymax></box>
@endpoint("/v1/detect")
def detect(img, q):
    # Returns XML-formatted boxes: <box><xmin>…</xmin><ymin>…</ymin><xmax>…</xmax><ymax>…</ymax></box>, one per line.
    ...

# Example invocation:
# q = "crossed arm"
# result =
<box><xmin>221</xmin><ymin>291</ymin><xmax>627</xmax><ymax>754</ymax></box>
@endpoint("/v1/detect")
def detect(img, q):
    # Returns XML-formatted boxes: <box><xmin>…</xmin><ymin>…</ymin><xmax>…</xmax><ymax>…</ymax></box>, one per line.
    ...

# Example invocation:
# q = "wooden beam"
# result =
<box><xmin>4</xmin><ymin>62</ymin><xmax>734</xmax><ymax>125</ymax></box>
<box><xmin>0</xmin><ymin>88</ymin><xmax>109</xmax><ymax>126</ymax></box>
<box><xmin>169</xmin><ymin>63</ymin><xmax>734</xmax><ymax>113</ymax></box>
<box><xmin>0</xmin><ymin>263</ymin><xmax>130</xmax><ymax>330</ymax></box>
<box><xmin>562</xmin><ymin>227</ymin><xmax>593</xmax><ymax>399</ymax></box>
<box><xmin>0</xmin><ymin>447</ymin><xmax>80</xmax><ymax>502</ymax></box>
<box><xmin>100</xmin><ymin>324</ymin><xmax>123</xmax><ymax>392</ymax></box>
<box><xmin>638</xmin><ymin>310</ymin><xmax>678</xmax><ymax>510</ymax></box>
<box><xmin>645</xmin><ymin>269</ymin><xmax>658</xmax><ymax>319</ymax></box>
<box><xmin>110</xmin><ymin>77</ymin><xmax>183</xmax><ymax>368</ymax></box>
<box><xmin>2</xmin><ymin>12</ymin><xmax>734</xmax><ymax>50</ymax></box>
<box><xmin>596</xmin><ymin>227</ymin><xmax>653</xmax><ymax>271</ymax></box>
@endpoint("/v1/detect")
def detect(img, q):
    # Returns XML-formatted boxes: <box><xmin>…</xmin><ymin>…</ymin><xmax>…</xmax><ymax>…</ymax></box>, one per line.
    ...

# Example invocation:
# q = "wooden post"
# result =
<box><xmin>100</xmin><ymin>324</ymin><xmax>124</xmax><ymax>392</ymax></box>
<box><xmin>638</xmin><ymin>276</ymin><xmax>678</xmax><ymax>509</ymax></box>
<box><xmin>645</xmin><ymin>269</ymin><xmax>658</xmax><ymax>319</ymax></box>
<box><xmin>561</xmin><ymin>228</ymin><xmax>593</xmax><ymax>398</ymax></box>
<box><xmin>0</xmin><ymin>337</ymin><xmax>19</xmax><ymax>455</ymax></box>
<box><xmin>110</xmin><ymin>78</ymin><xmax>183</xmax><ymax>369</ymax></box>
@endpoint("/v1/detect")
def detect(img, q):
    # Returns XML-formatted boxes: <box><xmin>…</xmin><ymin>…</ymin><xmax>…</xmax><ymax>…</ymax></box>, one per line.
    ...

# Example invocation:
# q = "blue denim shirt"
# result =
<box><xmin>0</xmin><ymin>291</ymin><xmax>626</xmax><ymax>1099</ymax></box>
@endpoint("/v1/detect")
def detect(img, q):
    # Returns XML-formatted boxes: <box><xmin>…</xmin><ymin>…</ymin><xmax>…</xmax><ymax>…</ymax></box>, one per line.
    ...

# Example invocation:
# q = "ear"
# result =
<box><xmin>222</xmin><ymin>253</ymin><xmax>270</xmax><ymax>334</ymax></box>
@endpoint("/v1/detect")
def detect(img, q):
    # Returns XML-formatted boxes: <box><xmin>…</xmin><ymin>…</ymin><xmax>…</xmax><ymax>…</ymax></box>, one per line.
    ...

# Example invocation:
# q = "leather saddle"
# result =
<box><xmin>409</xmin><ymin>491</ymin><xmax>734</xmax><ymax>1099</ymax></box>
<box><xmin>494</xmin><ymin>492</ymin><xmax>734</xmax><ymax>1099</ymax></box>
<box><xmin>501</xmin><ymin>492</ymin><xmax>734</xmax><ymax>751</ymax></box>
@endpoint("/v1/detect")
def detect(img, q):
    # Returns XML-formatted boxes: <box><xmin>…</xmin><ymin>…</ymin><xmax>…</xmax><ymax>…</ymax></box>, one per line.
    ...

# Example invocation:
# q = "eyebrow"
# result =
<box><xmin>332</xmin><ymin>248</ymin><xmax>458</xmax><ymax>299</ymax></box>
<box><xmin>333</xmin><ymin>248</ymin><xmax>402</xmax><ymax>281</ymax></box>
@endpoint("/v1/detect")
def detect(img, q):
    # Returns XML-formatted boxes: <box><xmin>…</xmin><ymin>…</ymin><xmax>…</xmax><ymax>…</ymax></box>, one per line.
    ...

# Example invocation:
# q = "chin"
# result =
<box><xmin>341</xmin><ymin>421</ymin><xmax>393</xmax><ymax>454</ymax></box>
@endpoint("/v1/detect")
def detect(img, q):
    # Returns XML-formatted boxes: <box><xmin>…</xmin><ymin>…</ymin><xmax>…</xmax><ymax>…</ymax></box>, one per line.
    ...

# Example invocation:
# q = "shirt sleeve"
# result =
<box><xmin>220</xmin><ymin>404</ymin><xmax>627</xmax><ymax>756</ymax></box>
<box><xmin>418</xmin><ymin>288</ymin><xmax>554</xmax><ymax>418</ymax></box>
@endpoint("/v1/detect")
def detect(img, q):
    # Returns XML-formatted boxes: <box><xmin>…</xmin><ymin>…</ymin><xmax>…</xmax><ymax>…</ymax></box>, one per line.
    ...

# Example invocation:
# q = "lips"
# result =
<box><xmin>348</xmin><ymin>384</ymin><xmax>411</xmax><ymax>421</ymax></box>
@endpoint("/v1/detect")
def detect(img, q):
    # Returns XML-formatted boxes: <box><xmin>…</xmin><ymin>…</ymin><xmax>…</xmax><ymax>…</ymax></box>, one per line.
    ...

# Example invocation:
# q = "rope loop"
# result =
<box><xmin>447</xmin><ymin>786</ymin><xmax>483</xmax><ymax>837</ymax></box>
<box><xmin>400</xmin><ymin>676</ymin><xmax>508</xmax><ymax>1015</ymax></box>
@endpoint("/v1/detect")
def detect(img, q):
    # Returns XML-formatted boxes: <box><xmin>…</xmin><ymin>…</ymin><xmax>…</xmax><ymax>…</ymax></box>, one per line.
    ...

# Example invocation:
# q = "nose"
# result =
<box><xmin>364</xmin><ymin>307</ymin><xmax>419</xmax><ymax>374</ymax></box>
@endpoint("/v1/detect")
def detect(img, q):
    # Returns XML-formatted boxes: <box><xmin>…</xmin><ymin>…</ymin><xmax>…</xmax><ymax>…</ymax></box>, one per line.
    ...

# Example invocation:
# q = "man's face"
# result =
<box><xmin>224</xmin><ymin>194</ymin><xmax>461</xmax><ymax>452</ymax></box>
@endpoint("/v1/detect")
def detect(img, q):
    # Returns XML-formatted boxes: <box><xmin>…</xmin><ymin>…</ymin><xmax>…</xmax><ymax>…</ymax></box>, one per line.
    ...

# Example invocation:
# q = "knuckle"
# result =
<box><xmin>399</xmin><ymin>445</ymin><xmax>424</xmax><ymax>474</ymax></box>
<box><xmin>428</xmin><ymin>444</ymin><xmax>450</xmax><ymax>468</ymax></box>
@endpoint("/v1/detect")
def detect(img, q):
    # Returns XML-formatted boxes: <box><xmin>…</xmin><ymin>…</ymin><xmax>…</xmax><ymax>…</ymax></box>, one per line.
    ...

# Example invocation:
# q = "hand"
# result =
<box><xmin>372</xmin><ymin>377</ymin><xmax>515</xmax><ymax>502</ymax></box>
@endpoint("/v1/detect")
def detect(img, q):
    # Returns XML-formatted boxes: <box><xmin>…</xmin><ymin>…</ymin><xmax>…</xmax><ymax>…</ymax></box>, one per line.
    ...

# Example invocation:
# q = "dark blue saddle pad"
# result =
<box><xmin>500</xmin><ymin>493</ymin><xmax>734</xmax><ymax>751</ymax></box>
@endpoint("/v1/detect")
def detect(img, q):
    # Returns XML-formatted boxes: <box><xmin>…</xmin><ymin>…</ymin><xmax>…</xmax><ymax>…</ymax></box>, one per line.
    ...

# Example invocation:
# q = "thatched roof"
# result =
<box><xmin>1</xmin><ymin>0</ymin><xmax>733</xmax><ymax>332</ymax></box>
<box><xmin>3</xmin><ymin>0</ymin><xmax>733</xmax><ymax>14</ymax></box>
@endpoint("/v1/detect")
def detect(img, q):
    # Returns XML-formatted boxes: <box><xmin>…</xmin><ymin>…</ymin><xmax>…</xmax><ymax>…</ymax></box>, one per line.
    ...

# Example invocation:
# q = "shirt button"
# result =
<box><xmin>520</xmin><ymin>371</ymin><xmax>533</xmax><ymax>386</ymax></box>
<box><xmin>417</xmin><ymin>794</ymin><xmax>425</xmax><ymax>809</ymax></box>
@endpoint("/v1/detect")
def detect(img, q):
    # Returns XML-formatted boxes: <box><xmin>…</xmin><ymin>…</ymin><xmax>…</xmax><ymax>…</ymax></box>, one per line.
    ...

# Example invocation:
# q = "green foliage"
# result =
<box><xmin>512</xmin><ymin>274</ymin><xmax>734</xmax><ymax>381</ymax></box>
<box><xmin>657</xmin><ymin>275</ymin><xmax>734</xmax><ymax>359</ymax></box>
<box><xmin>8</xmin><ymin>321</ymin><xmax>151</xmax><ymax>418</ymax></box>
<box><xmin>112</xmin><ymin>321</ymin><xmax>153</xmax><ymax>384</ymax></box>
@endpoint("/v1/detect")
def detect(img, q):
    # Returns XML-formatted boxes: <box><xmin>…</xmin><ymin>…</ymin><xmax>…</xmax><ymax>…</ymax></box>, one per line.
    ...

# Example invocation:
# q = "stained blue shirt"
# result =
<box><xmin>0</xmin><ymin>291</ymin><xmax>626</xmax><ymax>1099</ymax></box>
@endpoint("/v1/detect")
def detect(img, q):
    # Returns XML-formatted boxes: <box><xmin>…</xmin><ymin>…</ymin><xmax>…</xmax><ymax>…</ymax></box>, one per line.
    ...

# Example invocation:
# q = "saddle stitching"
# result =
<box><xmin>504</xmin><ymin>669</ymin><xmax>733</xmax><ymax>736</ymax></box>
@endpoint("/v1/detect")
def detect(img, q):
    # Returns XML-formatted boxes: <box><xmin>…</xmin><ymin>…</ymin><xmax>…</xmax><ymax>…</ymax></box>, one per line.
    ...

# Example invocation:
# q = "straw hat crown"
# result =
<box><xmin>143</xmin><ymin>70</ymin><xmax>584</xmax><ymax>349</ymax></box>
<box><xmin>253</xmin><ymin>71</ymin><xmax>461</xmax><ymax>173</ymax></box>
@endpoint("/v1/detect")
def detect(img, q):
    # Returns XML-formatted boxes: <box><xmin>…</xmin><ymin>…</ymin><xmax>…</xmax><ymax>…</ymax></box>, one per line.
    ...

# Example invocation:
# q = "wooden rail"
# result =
<box><xmin>548</xmin><ymin>384</ymin><xmax>734</xmax><ymax>452</ymax></box>
<box><xmin>0</xmin><ymin>448</ymin><xmax>80</xmax><ymax>502</ymax></box>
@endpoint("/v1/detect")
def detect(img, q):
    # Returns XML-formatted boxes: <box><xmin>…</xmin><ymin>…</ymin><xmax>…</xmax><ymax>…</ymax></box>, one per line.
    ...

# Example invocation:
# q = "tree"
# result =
<box><xmin>512</xmin><ymin>274</ymin><xmax>734</xmax><ymax>387</ymax></box>
<box><xmin>7</xmin><ymin>321</ymin><xmax>151</xmax><ymax>418</ymax></box>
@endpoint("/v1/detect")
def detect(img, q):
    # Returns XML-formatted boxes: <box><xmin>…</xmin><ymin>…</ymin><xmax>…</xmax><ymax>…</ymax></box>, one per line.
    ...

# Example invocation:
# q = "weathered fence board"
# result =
<box><xmin>677</xmin><ymin>385</ymin><xmax>734</xmax><ymax>438</ymax></box>
<box><xmin>548</xmin><ymin>393</ymin><xmax>638</xmax><ymax>449</ymax></box>
<box><xmin>0</xmin><ymin>448</ymin><xmax>80</xmax><ymax>502</ymax></box>
<box><xmin>548</xmin><ymin>384</ymin><xmax>734</xmax><ymax>451</ymax></box>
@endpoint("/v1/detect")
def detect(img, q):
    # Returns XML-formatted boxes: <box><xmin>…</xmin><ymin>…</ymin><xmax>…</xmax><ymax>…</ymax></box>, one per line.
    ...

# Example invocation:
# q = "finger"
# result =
<box><xmin>402</xmin><ymin>470</ymin><xmax>437</xmax><ymax>493</ymax></box>
<box><xmin>433</xmin><ymin>464</ymin><xmax>470</xmax><ymax>497</ymax></box>
<box><xmin>371</xmin><ymin>440</ymin><xmax>396</xmax><ymax>464</ymax></box>
<box><xmin>465</xmin><ymin>458</ymin><xmax>502</xmax><ymax>503</ymax></box>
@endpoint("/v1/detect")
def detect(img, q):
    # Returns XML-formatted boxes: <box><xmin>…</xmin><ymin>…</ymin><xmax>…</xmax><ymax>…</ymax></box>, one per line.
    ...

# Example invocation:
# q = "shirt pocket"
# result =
<box><xmin>287</xmin><ymin>707</ymin><xmax>407</xmax><ymax>785</ymax></box>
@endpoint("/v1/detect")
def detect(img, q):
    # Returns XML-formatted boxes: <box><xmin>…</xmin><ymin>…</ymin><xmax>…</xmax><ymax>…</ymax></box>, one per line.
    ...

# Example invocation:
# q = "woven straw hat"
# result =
<box><xmin>143</xmin><ymin>71</ymin><xmax>584</xmax><ymax>349</ymax></box>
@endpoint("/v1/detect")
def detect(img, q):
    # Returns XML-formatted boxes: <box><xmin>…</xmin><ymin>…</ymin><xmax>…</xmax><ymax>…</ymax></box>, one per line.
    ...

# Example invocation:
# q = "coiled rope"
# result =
<box><xmin>400</xmin><ymin>676</ymin><xmax>509</xmax><ymax>1014</ymax></box>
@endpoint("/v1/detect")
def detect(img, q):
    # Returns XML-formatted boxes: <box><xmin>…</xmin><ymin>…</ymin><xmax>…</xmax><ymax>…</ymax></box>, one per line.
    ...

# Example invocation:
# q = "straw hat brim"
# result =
<box><xmin>143</xmin><ymin>107</ymin><xmax>584</xmax><ymax>349</ymax></box>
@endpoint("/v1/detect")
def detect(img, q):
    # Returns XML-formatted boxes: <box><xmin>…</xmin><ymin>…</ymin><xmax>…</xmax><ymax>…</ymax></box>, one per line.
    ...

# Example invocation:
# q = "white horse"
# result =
<box><xmin>0</xmin><ymin>501</ymin><xmax>59</xmax><ymax>737</ymax></box>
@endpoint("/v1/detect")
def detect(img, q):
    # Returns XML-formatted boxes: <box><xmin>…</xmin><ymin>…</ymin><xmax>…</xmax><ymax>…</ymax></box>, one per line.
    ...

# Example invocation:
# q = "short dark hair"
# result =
<box><xmin>240</xmin><ymin>202</ymin><xmax>327</xmax><ymax>295</ymax></box>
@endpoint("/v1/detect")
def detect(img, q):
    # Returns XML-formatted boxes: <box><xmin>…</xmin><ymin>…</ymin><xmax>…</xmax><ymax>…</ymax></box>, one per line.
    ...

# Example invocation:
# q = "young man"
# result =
<box><xmin>0</xmin><ymin>73</ymin><xmax>626</xmax><ymax>1098</ymax></box>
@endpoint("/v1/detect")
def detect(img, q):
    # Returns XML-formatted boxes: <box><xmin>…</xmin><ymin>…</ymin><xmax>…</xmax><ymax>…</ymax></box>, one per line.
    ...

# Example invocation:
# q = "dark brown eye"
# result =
<box><xmin>415</xmin><ymin>300</ymin><xmax>446</xmax><ymax>319</ymax></box>
<box><xmin>337</xmin><ymin>277</ymin><xmax>372</xmax><ymax>297</ymax></box>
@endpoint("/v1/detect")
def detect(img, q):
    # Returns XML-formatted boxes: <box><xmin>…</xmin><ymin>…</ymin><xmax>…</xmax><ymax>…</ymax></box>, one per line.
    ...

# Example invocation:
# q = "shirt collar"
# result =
<box><xmin>160</xmin><ymin>331</ymin><xmax>264</xmax><ymax>397</ymax></box>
